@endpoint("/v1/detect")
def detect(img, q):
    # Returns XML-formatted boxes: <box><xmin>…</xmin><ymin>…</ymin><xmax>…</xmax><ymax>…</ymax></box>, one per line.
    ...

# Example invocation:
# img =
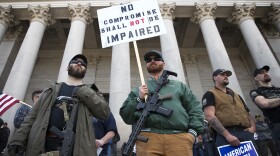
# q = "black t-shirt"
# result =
<box><xmin>250</xmin><ymin>86</ymin><xmax>280</xmax><ymax>123</ymax></box>
<box><xmin>202</xmin><ymin>87</ymin><xmax>249</xmax><ymax>112</ymax></box>
<box><xmin>48</xmin><ymin>83</ymin><xmax>78</xmax><ymax>131</ymax></box>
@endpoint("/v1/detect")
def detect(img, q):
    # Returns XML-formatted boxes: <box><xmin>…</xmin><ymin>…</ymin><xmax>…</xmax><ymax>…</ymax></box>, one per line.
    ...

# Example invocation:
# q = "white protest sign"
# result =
<box><xmin>97</xmin><ymin>0</ymin><xmax>166</xmax><ymax>48</ymax></box>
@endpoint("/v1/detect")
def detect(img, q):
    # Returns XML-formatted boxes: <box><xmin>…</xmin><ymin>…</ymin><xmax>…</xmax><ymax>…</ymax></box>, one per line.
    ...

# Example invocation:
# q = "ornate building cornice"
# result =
<box><xmin>0</xmin><ymin>5</ymin><xmax>15</xmax><ymax>27</ymax></box>
<box><xmin>28</xmin><ymin>5</ymin><xmax>55</xmax><ymax>27</ymax></box>
<box><xmin>262</xmin><ymin>3</ymin><xmax>280</xmax><ymax>25</ymax></box>
<box><xmin>257</xmin><ymin>22</ymin><xmax>279</xmax><ymax>37</ymax></box>
<box><xmin>4</xmin><ymin>25</ymin><xmax>22</xmax><ymax>40</ymax></box>
<box><xmin>182</xmin><ymin>55</ymin><xmax>197</xmax><ymax>65</ymax></box>
<box><xmin>227</xmin><ymin>3</ymin><xmax>256</xmax><ymax>25</ymax></box>
<box><xmin>191</xmin><ymin>3</ymin><xmax>217</xmax><ymax>24</ymax></box>
<box><xmin>68</xmin><ymin>3</ymin><xmax>93</xmax><ymax>25</ymax></box>
<box><xmin>88</xmin><ymin>55</ymin><xmax>101</xmax><ymax>66</ymax></box>
<box><xmin>159</xmin><ymin>3</ymin><xmax>175</xmax><ymax>20</ymax></box>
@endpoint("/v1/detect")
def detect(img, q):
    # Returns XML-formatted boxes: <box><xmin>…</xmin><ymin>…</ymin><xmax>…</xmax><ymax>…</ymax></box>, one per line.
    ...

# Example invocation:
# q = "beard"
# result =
<box><xmin>223</xmin><ymin>80</ymin><xmax>229</xmax><ymax>86</ymax></box>
<box><xmin>147</xmin><ymin>63</ymin><xmax>164</xmax><ymax>74</ymax></box>
<box><xmin>68</xmin><ymin>65</ymin><xmax>86</xmax><ymax>79</ymax></box>
<box><xmin>264</xmin><ymin>75</ymin><xmax>271</xmax><ymax>83</ymax></box>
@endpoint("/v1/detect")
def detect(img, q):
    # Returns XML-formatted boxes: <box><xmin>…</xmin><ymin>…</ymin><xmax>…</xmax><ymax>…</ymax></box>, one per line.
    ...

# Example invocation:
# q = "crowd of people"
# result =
<box><xmin>0</xmin><ymin>51</ymin><xmax>279</xmax><ymax>156</ymax></box>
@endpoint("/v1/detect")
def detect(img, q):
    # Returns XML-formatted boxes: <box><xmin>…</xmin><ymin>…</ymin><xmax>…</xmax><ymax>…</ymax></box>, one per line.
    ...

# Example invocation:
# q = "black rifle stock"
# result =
<box><xmin>121</xmin><ymin>70</ymin><xmax>177</xmax><ymax>156</ymax></box>
<box><xmin>49</xmin><ymin>96</ymin><xmax>79</xmax><ymax>156</ymax></box>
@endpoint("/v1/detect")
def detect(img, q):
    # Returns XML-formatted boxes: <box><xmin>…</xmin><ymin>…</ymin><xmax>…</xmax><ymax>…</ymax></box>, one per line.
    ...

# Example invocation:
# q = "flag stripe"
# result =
<box><xmin>0</xmin><ymin>94</ymin><xmax>11</xmax><ymax>107</ymax></box>
<box><xmin>0</xmin><ymin>92</ymin><xmax>20</xmax><ymax>116</ymax></box>
<box><xmin>0</xmin><ymin>94</ymin><xmax>9</xmax><ymax>104</ymax></box>
<box><xmin>0</xmin><ymin>100</ymin><xmax>18</xmax><ymax>116</ymax></box>
<box><xmin>0</xmin><ymin>97</ymin><xmax>18</xmax><ymax>109</ymax></box>
<box><xmin>0</xmin><ymin>96</ymin><xmax>15</xmax><ymax>108</ymax></box>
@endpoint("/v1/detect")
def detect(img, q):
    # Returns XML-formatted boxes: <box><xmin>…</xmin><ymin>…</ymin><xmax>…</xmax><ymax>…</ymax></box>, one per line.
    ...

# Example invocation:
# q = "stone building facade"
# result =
<box><xmin>0</xmin><ymin>0</ymin><xmax>279</xmax><ymax>147</ymax></box>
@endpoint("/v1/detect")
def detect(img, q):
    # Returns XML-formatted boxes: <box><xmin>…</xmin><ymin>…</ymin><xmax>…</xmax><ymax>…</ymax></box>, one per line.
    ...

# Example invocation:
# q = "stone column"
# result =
<box><xmin>182</xmin><ymin>55</ymin><xmax>204</xmax><ymax>99</ymax></box>
<box><xmin>57</xmin><ymin>4</ymin><xmax>92</xmax><ymax>82</ymax></box>
<box><xmin>109</xmin><ymin>43</ymin><xmax>130</xmax><ymax>147</ymax></box>
<box><xmin>192</xmin><ymin>3</ymin><xmax>244</xmax><ymax>95</ymax></box>
<box><xmin>159</xmin><ymin>3</ymin><xmax>186</xmax><ymax>83</ymax></box>
<box><xmin>0</xmin><ymin>6</ymin><xmax>15</xmax><ymax>42</ymax></box>
<box><xmin>2</xmin><ymin>4</ymin><xmax>54</xmax><ymax>135</ymax></box>
<box><xmin>228</xmin><ymin>3</ymin><xmax>280</xmax><ymax>86</ymax></box>
<box><xmin>0</xmin><ymin>26</ymin><xmax>22</xmax><ymax>90</ymax></box>
<box><xmin>91</xmin><ymin>56</ymin><xmax>101</xmax><ymax>83</ymax></box>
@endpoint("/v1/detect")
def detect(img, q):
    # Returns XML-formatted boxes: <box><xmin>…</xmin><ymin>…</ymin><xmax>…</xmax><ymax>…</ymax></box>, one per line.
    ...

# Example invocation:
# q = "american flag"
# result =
<box><xmin>0</xmin><ymin>91</ymin><xmax>20</xmax><ymax>116</ymax></box>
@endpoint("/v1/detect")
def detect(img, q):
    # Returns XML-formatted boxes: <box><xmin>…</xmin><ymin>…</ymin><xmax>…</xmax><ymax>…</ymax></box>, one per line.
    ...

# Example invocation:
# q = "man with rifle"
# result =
<box><xmin>8</xmin><ymin>54</ymin><xmax>110</xmax><ymax>156</ymax></box>
<box><xmin>120</xmin><ymin>50</ymin><xmax>204</xmax><ymax>156</ymax></box>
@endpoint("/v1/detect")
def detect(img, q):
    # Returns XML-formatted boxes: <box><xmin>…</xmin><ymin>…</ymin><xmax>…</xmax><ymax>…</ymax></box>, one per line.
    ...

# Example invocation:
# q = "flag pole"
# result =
<box><xmin>133</xmin><ymin>40</ymin><xmax>145</xmax><ymax>85</ymax></box>
<box><xmin>133</xmin><ymin>40</ymin><xmax>147</xmax><ymax>101</ymax></box>
<box><xmin>19</xmin><ymin>101</ymin><xmax>32</xmax><ymax>108</ymax></box>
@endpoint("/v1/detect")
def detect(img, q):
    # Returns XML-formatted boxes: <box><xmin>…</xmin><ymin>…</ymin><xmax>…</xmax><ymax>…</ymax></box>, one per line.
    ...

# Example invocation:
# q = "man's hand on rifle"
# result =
<box><xmin>138</xmin><ymin>84</ymin><xmax>148</xmax><ymax>101</ymax></box>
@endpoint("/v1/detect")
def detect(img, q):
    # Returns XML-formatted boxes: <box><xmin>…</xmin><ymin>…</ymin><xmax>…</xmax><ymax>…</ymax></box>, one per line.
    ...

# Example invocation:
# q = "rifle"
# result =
<box><xmin>121</xmin><ymin>70</ymin><xmax>177</xmax><ymax>156</ymax></box>
<box><xmin>49</xmin><ymin>96</ymin><xmax>79</xmax><ymax>156</ymax></box>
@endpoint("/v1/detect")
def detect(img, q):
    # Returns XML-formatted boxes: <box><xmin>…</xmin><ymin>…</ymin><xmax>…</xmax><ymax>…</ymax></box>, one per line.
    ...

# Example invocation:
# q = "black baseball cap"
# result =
<box><xmin>253</xmin><ymin>65</ymin><xmax>270</xmax><ymax>77</ymax></box>
<box><xmin>144</xmin><ymin>50</ymin><xmax>164</xmax><ymax>62</ymax></box>
<box><xmin>212</xmin><ymin>69</ymin><xmax>232</xmax><ymax>77</ymax></box>
<box><xmin>69</xmin><ymin>54</ymin><xmax>88</xmax><ymax>67</ymax></box>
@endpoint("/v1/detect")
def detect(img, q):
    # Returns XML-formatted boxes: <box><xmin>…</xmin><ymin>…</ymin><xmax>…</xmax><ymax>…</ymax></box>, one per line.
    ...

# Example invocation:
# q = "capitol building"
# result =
<box><xmin>0</xmin><ymin>0</ymin><xmax>279</xmax><ymax>148</ymax></box>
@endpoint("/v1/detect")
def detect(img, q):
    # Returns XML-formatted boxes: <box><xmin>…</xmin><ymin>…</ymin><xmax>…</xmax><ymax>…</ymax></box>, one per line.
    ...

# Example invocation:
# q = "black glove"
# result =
<box><xmin>8</xmin><ymin>145</ymin><xmax>24</xmax><ymax>156</ymax></box>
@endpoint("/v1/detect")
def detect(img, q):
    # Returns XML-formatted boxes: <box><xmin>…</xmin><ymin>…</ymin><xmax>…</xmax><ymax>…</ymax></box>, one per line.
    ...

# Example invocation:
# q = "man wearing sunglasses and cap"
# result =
<box><xmin>120</xmin><ymin>50</ymin><xmax>204</xmax><ymax>156</ymax></box>
<box><xmin>202</xmin><ymin>69</ymin><xmax>256</xmax><ymax>150</ymax></box>
<box><xmin>250</xmin><ymin>65</ymin><xmax>280</xmax><ymax>154</ymax></box>
<box><xmin>8</xmin><ymin>54</ymin><xmax>110</xmax><ymax>156</ymax></box>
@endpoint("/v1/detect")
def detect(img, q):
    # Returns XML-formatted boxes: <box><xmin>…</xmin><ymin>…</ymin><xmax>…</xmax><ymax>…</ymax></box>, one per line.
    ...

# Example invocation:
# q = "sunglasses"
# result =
<box><xmin>145</xmin><ymin>57</ymin><xmax>163</xmax><ymax>63</ymax></box>
<box><xmin>70</xmin><ymin>59</ymin><xmax>87</xmax><ymax>67</ymax></box>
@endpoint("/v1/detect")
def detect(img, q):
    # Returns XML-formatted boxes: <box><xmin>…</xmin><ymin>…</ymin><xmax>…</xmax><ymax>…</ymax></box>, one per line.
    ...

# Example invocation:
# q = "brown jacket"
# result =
<box><xmin>9</xmin><ymin>82</ymin><xmax>110</xmax><ymax>156</ymax></box>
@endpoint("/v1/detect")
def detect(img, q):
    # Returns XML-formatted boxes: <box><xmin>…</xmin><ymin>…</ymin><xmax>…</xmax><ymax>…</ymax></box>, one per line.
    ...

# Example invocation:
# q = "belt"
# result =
<box><xmin>225</xmin><ymin>125</ymin><xmax>247</xmax><ymax>131</ymax></box>
<box><xmin>141</xmin><ymin>128</ymin><xmax>185</xmax><ymax>134</ymax></box>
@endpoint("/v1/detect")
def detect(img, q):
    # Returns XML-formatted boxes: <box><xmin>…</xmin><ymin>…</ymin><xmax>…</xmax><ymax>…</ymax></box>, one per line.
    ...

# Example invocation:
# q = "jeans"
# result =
<box><xmin>204</xmin><ymin>141</ymin><xmax>219</xmax><ymax>156</ymax></box>
<box><xmin>256</xmin><ymin>139</ymin><xmax>278</xmax><ymax>156</ymax></box>
<box><xmin>271</xmin><ymin>123</ymin><xmax>280</xmax><ymax>155</ymax></box>
<box><xmin>193</xmin><ymin>143</ymin><xmax>204</xmax><ymax>156</ymax></box>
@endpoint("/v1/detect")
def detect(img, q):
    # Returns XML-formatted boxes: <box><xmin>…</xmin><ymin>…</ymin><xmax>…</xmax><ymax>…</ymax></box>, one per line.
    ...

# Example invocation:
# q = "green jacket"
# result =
<box><xmin>9</xmin><ymin>82</ymin><xmax>110</xmax><ymax>156</ymax></box>
<box><xmin>120</xmin><ymin>78</ymin><xmax>204</xmax><ymax>136</ymax></box>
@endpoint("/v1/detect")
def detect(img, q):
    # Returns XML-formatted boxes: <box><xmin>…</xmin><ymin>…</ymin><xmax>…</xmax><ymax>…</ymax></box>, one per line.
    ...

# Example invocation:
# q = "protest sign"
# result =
<box><xmin>218</xmin><ymin>141</ymin><xmax>259</xmax><ymax>156</ymax></box>
<box><xmin>97</xmin><ymin>0</ymin><xmax>166</xmax><ymax>48</ymax></box>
